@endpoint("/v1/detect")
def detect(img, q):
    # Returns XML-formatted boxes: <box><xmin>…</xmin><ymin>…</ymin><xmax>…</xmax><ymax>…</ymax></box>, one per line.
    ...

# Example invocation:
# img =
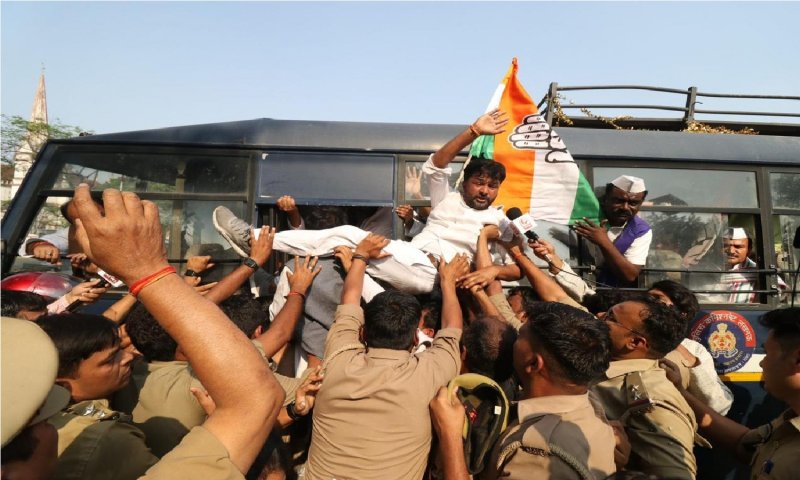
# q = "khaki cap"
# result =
<box><xmin>1</xmin><ymin>317</ymin><xmax>70</xmax><ymax>446</ymax></box>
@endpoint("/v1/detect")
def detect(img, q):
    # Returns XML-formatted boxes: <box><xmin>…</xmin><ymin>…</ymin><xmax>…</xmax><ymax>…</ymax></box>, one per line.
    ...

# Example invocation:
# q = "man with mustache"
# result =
<box><xmin>574</xmin><ymin>175</ymin><xmax>651</xmax><ymax>288</ymax></box>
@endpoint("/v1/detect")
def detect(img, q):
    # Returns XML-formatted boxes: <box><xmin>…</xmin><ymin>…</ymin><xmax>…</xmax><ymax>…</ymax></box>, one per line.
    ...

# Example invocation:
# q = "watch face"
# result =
<box><xmin>244</xmin><ymin>258</ymin><xmax>258</xmax><ymax>269</ymax></box>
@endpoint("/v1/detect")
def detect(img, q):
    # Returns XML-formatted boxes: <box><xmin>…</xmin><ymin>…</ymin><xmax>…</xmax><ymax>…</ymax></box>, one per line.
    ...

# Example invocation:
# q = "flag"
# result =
<box><xmin>469</xmin><ymin>58</ymin><xmax>600</xmax><ymax>225</ymax></box>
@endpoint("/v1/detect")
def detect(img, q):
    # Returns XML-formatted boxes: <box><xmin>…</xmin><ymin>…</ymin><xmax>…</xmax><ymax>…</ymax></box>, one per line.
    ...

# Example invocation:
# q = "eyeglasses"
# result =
<box><xmin>603</xmin><ymin>309</ymin><xmax>648</xmax><ymax>340</ymax></box>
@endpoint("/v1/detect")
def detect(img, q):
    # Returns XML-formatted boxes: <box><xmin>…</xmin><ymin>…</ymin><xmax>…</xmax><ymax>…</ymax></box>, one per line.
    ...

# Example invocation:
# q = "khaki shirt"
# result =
<box><xmin>123</xmin><ymin>342</ymin><xmax>301</xmax><ymax>458</ymax></box>
<box><xmin>306</xmin><ymin>304</ymin><xmax>461</xmax><ymax>480</ymax></box>
<box><xmin>48</xmin><ymin>399</ymin><xmax>157</xmax><ymax>480</ymax></box>
<box><xmin>739</xmin><ymin>410</ymin><xmax>800</xmax><ymax>479</ymax></box>
<box><xmin>591</xmin><ymin>359</ymin><xmax>698</xmax><ymax>480</ymax></box>
<box><xmin>481</xmin><ymin>393</ymin><xmax>616</xmax><ymax>480</ymax></box>
<box><xmin>141</xmin><ymin>426</ymin><xmax>243</xmax><ymax>480</ymax></box>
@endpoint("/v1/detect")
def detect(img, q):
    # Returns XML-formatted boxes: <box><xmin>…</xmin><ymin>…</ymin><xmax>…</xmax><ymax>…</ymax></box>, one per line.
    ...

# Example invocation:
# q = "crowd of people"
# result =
<box><xmin>2</xmin><ymin>110</ymin><xmax>798</xmax><ymax>480</ymax></box>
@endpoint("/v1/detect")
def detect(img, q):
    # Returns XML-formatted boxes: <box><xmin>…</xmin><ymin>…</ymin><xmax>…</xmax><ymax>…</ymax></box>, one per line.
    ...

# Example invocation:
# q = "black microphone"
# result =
<box><xmin>506</xmin><ymin>207</ymin><xmax>553</xmax><ymax>264</ymax></box>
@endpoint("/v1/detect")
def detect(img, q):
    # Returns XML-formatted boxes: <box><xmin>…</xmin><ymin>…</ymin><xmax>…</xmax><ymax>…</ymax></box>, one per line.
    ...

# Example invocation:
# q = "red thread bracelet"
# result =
<box><xmin>287</xmin><ymin>291</ymin><xmax>306</xmax><ymax>301</ymax></box>
<box><xmin>129</xmin><ymin>266</ymin><xmax>177</xmax><ymax>297</ymax></box>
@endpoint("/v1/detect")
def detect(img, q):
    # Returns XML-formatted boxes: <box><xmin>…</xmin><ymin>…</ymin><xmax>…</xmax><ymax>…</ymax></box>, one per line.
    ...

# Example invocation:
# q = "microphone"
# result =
<box><xmin>506</xmin><ymin>207</ymin><xmax>553</xmax><ymax>264</ymax></box>
<box><xmin>65</xmin><ymin>269</ymin><xmax>125</xmax><ymax>312</ymax></box>
<box><xmin>506</xmin><ymin>207</ymin><xmax>538</xmax><ymax>241</ymax></box>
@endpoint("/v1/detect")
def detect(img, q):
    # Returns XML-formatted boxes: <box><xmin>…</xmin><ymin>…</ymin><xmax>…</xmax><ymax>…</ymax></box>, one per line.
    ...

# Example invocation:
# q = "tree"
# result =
<box><xmin>1</xmin><ymin>114</ymin><xmax>89</xmax><ymax>165</ymax></box>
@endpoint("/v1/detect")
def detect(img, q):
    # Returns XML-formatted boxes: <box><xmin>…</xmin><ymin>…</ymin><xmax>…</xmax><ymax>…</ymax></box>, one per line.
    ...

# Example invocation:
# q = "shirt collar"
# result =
<box><xmin>605</xmin><ymin>358</ymin><xmax>660</xmax><ymax>379</ymax></box>
<box><xmin>517</xmin><ymin>393</ymin><xmax>591</xmax><ymax>420</ymax></box>
<box><xmin>365</xmin><ymin>347</ymin><xmax>413</xmax><ymax>361</ymax></box>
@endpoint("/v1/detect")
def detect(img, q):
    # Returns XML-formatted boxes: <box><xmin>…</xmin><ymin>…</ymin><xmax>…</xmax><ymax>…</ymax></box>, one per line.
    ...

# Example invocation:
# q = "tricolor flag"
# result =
<box><xmin>469</xmin><ymin>58</ymin><xmax>600</xmax><ymax>225</ymax></box>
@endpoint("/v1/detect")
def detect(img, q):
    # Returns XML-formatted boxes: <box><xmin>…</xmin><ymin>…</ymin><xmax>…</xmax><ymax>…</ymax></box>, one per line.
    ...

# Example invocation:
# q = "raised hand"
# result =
<box><xmin>405</xmin><ymin>166</ymin><xmax>423</xmax><ymax>199</ymax></box>
<box><xmin>333</xmin><ymin>246</ymin><xmax>353</xmax><ymax>273</ymax></box>
<box><xmin>187</xmin><ymin>255</ymin><xmax>215</xmax><ymax>273</ymax></box>
<box><xmin>394</xmin><ymin>205</ymin><xmax>415</xmax><ymax>229</ymax></box>
<box><xmin>65</xmin><ymin>278</ymin><xmax>108</xmax><ymax>304</ymax></box>
<box><xmin>249</xmin><ymin>226</ymin><xmax>276</xmax><ymax>266</ymax></box>
<box><xmin>31</xmin><ymin>241</ymin><xmax>61</xmax><ymax>265</ymax></box>
<box><xmin>73</xmin><ymin>186</ymin><xmax>168</xmax><ymax>285</ymax></box>
<box><xmin>293</xmin><ymin>366</ymin><xmax>324</xmax><ymax>416</ymax></box>
<box><xmin>472</xmin><ymin>109</ymin><xmax>509</xmax><ymax>136</ymax></box>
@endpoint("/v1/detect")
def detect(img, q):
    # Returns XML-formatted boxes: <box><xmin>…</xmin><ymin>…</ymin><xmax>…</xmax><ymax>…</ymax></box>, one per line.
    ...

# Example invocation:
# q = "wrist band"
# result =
<box><xmin>242</xmin><ymin>257</ymin><xmax>259</xmax><ymax>270</ymax></box>
<box><xmin>512</xmin><ymin>252</ymin><xmax>526</xmax><ymax>262</ymax></box>
<box><xmin>286</xmin><ymin>401</ymin><xmax>302</xmax><ymax>420</ymax></box>
<box><xmin>469</xmin><ymin>124</ymin><xmax>481</xmax><ymax>137</ymax></box>
<box><xmin>129</xmin><ymin>266</ymin><xmax>177</xmax><ymax>297</ymax></box>
<box><xmin>287</xmin><ymin>291</ymin><xmax>306</xmax><ymax>301</ymax></box>
<box><xmin>352</xmin><ymin>253</ymin><xmax>369</xmax><ymax>263</ymax></box>
<box><xmin>184</xmin><ymin>269</ymin><xmax>200</xmax><ymax>278</ymax></box>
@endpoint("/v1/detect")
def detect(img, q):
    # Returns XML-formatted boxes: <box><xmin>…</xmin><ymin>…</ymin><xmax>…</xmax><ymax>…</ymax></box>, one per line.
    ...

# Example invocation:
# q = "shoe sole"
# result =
<box><xmin>212</xmin><ymin>209</ymin><xmax>250</xmax><ymax>258</ymax></box>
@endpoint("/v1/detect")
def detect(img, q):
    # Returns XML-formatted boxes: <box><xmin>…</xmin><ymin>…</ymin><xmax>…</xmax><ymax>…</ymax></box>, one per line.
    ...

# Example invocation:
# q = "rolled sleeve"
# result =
<box><xmin>489</xmin><ymin>293</ymin><xmax>522</xmax><ymax>331</ymax></box>
<box><xmin>141</xmin><ymin>426</ymin><xmax>243</xmax><ymax>480</ymax></box>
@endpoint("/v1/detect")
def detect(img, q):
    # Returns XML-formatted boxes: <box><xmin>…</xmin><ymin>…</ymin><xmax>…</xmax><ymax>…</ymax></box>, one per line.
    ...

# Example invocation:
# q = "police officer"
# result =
<box><xmin>591</xmin><ymin>297</ymin><xmax>700</xmax><ymax>480</ymax></box>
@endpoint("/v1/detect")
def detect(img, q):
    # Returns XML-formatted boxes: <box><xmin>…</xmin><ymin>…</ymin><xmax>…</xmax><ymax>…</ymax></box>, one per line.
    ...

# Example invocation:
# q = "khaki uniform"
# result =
<box><xmin>738</xmin><ymin>410</ymin><xmax>800</xmax><ymax>479</ymax></box>
<box><xmin>306</xmin><ymin>304</ymin><xmax>461</xmax><ymax>480</ymax></box>
<box><xmin>591</xmin><ymin>359</ymin><xmax>699</xmax><ymax>480</ymax></box>
<box><xmin>141</xmin><ymin>426</ymin><xmax>243</xmax><ymax>480</ymax></box>
<box><xmin>663</xmin><ymin>348</ymin><xmax>693</xmax><ymax>391</ymax></box>
<box><xmin>48</xmin><ymin>399</ymin><xmax>158</xmax><ymax>480</ymax></box>
<box><xmin>118</xmin><ymin>341</ymin><xmax>302</xmax><ymax>458</ymax></box>
<box><xmin>481</xmin><ymin>393</ymin><xmax>616</xmax><ymax>480</ymax></box>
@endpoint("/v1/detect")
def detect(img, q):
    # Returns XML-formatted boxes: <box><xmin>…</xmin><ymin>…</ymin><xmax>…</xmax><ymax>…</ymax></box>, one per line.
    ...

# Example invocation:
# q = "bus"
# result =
<box><xmin>3</xmin><ymin>84</ymin><xmax>799</xmax><ymax>479</ymax></box>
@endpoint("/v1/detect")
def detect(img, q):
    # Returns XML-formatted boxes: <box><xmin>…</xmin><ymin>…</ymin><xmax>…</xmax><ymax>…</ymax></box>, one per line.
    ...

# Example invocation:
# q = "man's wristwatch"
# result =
<box><xmin>242</xmin><ymin>257</ymin><xmax>259</xmax><ymax>270</ymax></box>
<box><xmin>184</xmin><ymin>269</ymin><xmax>201</xmax><ymax>277</ymax></box>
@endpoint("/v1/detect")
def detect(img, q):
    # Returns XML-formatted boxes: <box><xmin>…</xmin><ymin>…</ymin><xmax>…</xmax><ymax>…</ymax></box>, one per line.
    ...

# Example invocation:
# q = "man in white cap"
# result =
<box><xmin>720</xmin><ymin>227</ymin><xmax>788</xmax><ymax>303</ymax></box>
<box><xmin>573</xmin><ymin>175</ymin><xmax>651</xmax><ymax>288</ymax></box>
<box><xmin>1</xmin><ymin>316</ymin><xmax>70</xmax><ymax>479</ymax></box>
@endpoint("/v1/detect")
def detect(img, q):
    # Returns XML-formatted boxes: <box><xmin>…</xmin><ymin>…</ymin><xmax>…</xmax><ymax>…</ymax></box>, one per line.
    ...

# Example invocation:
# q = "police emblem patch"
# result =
<box><xmin>690</xmin><ymin>310</ymin><xmax>756</xmax><ymax>374</ymax></box>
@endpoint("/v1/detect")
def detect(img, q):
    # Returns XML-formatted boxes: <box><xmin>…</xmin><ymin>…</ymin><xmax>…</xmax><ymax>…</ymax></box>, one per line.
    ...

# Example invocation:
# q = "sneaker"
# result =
<box><xmin>212</xmin><ymin>206</ymin><xmax>251</xmax><ymax>257</ymax></box>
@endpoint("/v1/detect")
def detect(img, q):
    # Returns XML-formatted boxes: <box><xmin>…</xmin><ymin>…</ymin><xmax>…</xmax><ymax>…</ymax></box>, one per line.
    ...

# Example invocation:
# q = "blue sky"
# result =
<box><xmin>2</xmin><ymin>1</ymin><xmax>798</xmax><ymax>134</ymax></box>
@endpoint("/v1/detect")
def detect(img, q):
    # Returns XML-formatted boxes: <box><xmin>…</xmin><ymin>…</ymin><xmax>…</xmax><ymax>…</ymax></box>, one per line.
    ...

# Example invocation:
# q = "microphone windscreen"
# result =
<box><xmin>506</xmin><ymin>207</ymin><xmax>523</xmax><ymax>220</ymax></box>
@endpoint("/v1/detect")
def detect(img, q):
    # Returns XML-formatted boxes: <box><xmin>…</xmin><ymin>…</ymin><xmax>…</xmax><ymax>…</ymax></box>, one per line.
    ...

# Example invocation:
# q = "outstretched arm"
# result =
<box><xmin>430</xmin><ymin>387</ymin><xmax>470</xmax><ymax>480</ymax></box>
<box><xmin>439</xmin><ymin>254</ymin><xmax>470</xmax><ymax>331</ymax></box>
<box><xmin>431</xmin><ymin>110</ymin><xmax>508</xmax><ymax>169</ymax></box>
<box><xmin>204</xmin><ymin>226</ymin><xmax>275</xmax><ymax>304</ymax></box>
<box><xmin>255</xmin><ymin>255</ymin><xmax>320</xmax><ymax>358</ymax></box>
<box><xmin>73</xmin><ymin>186</ymin><xmax>283</xmax><ymax>474</ymax></box>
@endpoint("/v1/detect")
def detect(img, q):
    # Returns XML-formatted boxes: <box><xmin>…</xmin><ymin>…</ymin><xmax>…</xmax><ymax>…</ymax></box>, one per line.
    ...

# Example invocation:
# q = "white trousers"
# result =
<box><xmin>259</xmin><ymin>225</ymin><xmax>437</xmax><ymax>294</ymax></box>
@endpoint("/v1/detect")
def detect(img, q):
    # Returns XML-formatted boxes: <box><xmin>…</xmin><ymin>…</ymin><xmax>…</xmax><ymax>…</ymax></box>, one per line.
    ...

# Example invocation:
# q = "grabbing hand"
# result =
<box><xmin>287</xmin><ymin>255</ymin><xmax>321</xmax><ymax>296</ymax></box>
<box><xmin>73</xmin><ymin>186</ymin><xmax>168</xmax><ymax>285</ymax></box>
<box><xmin>394</xmin><ymin>205</ymin><xmax>415</xmax><ymax>229</ymax></box>
<box><xmin>354</xmin><ymin>233</ymin><xmax>391</xmax><ymax>260</ymax></box>
<box><xmin>276</xmin><ymin>195</ymin><xmax>298</xmax><ymax>213</ymax></box>
<box><xmin>429</xmin><ymin>387</ymin><xmax>465</xmax><ymax>440</ymax></box>
<box><xmin>187</xmin><ymin>255</ymin><xmax>215</xmax><ymax>273</ymax></box>
<box><xmin>439</xmin><ymin>253</ymin><xmax>470</xmax><ymax>287</ymax></box>
<box><xmin>472</xmin><ymin>109</ymin><xmax>509</xmax><ymax>136</ymax></box>
<box><xmin>658</xmin><ymin>358</ymin><xmax>684</xmax><ymax>390</ymax></box>
<box><xmin>458</xmin><ymin>265</ymin><xmax>500</xmax><ymax>290</ymax></box>
<box><xmin>573</xmin><ymin>218</ymin><xmax>609</xmax><ymax>246</ymax></box>
<box><xmin>31</xmin><ymin>242</ymin><xmax>61</xmax><ymax>265</ymax></box>
<box><xmin>65</xmin><ymin>278</ymin><xmax>108</xmax><ymax>304</ymax></box>
<box><xmin>249</xmin><ymin>226</ymin><xmax>276</xmax><ymax>266</ymax></box>
<box><xmin>190</xmin><ymin>388</ymin><xmax>217</xmax><ymax>417</ymax></box>
<box><xmin>333</xmin><ymin>246</ymin><xmax>353</xmax><ymax>273</ymax></box>
<box><xmin>293</xmin><ymin>366</ymin><xmax>324</xmax><ymax>416</ymax></box>
<box><xmin>480</xmin><ymin>224</ymin><xmax>501</xmax><ymax>241</ymax></box>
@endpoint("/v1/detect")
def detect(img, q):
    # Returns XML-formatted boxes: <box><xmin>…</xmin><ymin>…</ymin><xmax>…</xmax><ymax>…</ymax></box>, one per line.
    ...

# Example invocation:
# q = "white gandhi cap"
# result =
<box><xmin>610</xmin><ymin>175</ymin><xmax>647</xmax><ymax>194</ymax></box>
<box><xmin>723</xmin><ymin>227</ymin><xmax>750</xmax><ymax>240</ymax></box>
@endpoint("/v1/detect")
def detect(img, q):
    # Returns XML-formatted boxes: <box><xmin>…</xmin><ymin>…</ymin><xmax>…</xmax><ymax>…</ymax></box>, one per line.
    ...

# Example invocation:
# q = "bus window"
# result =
<box><xmin>52</xmin><ymin>149</ymin><xmax>248</xmax><ymax>194</ymax></box>
<box><xmin>402</xmin><ymin>160</ymin><xmax>464</xmax><ymax>201</ymax></box>
<box><xmin>9</xmin><ymin>196</ymin><xmax>73</xmax><ymax>274</ymax></box>
<box><xmin>258</xmin><ymin>152</ymin><xmax>395</xmax><ymax>206</ymax></box>
<box><xmin>592</xmin><ymin>166</ymin><xmax>769</xmax><ymax>303</ymax></box>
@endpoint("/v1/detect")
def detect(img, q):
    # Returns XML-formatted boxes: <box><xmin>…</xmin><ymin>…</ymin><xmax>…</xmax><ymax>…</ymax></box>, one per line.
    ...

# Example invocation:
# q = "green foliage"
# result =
<box><xmin>1</xmin><ymin>114</ymin><xmax>90</xmax><ymax>165</ymax></box>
